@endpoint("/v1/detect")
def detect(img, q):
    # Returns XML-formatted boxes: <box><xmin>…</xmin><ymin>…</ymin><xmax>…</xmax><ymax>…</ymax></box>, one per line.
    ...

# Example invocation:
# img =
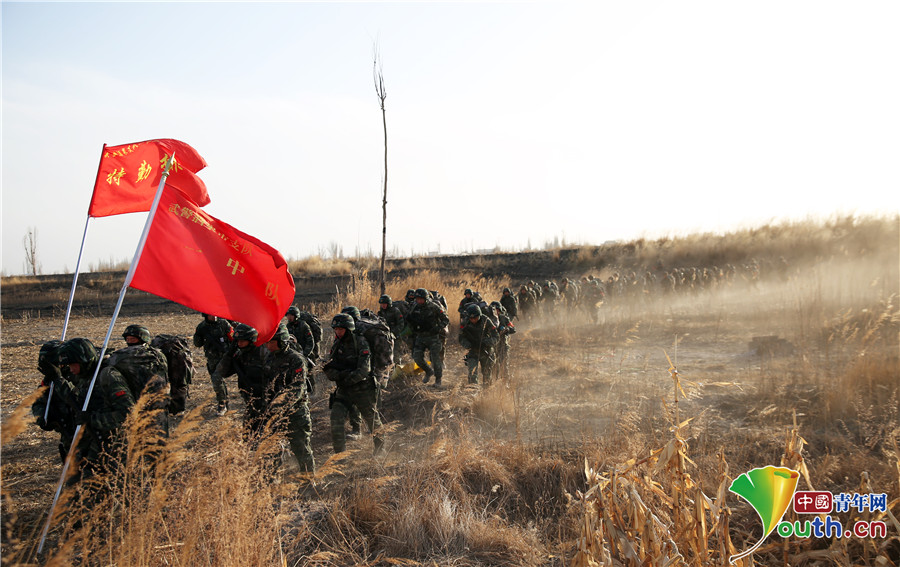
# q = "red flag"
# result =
<box><xmin>88</xmin><ymin>139</ymin><xmax>211</xmax><ymax>217</ymax></box>
<box><xmin>129</xmin><ymin>186</ymin><xmax>295</xmax><ymax>345</ymax></box>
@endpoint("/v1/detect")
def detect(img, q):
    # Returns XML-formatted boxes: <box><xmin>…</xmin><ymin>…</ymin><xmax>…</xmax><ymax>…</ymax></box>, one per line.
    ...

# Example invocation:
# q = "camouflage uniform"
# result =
<box><xmin>323</xmin><ymin>316</ymin><xmax>382</xmax><ymax>454</ymax></box>
<box><xmin>490</xmin><ymin>303</ymin><xmax>516</xmax><ymax>383</ymax></box>
<box><xmin>110</xmin><ymin>326</ymin><xmax>170</xmax><ymax>438</ymax></box>
<box><xmin>500</xmin><ymin>288</ymin><xmax>518</xmax><ymax>320</ymax></box>
<box><xmin>286</xmin><ymin>313</ymin><xmax>316</xmax><ymax>360</ymax></box>
<box><xmin>264</xmin><ymin>331</ymin><xmax>314</xmax><ymax>473</ymax></box>
<box><xmin>212</xmin><ymin>338</ymin><xmax>270</xmax><ymax>435</ymax></box>
<box><xmin>377</xmin><ymin>295</ymin><xmax>406</xmax><ymax>364</ymax></box>
<box><xmin>193</xmin><ymin>315</ymin><xmax>234</xmax><ymax>405</ymax></box>
<box><xmin>517</xmin><ymin>285</ymin><xmax>537</xmax><ymax>318</ymax></box>
<box><xmin>31</xmin><ymin>340</ymin><xmax>76</xmax><ymax>463</ymax></box>
<box><xmin>56</xmin><ymin>339</ymin><xmax>135</xmax><ymax>482</ymax></box>
<box><xmin>405</xmin><ymin>289</ymin><xmax>451</xmax><ymax>385</ymax></box>
<box><xmin>458</xmin><ymin>305</ymin><xmax>500</xmax><ymax>385</ymax></box>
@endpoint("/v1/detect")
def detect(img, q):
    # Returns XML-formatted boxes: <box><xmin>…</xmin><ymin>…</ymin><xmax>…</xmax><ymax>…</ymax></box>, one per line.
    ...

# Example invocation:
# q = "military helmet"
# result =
<box><xmin>414</xmin><ymin>288</ymin><xmax>429</xmax><ymax>299</ymax></box>
<box><xmin>233</xmin><ymin>323</ymin><xmax>258</xmax><ymax>343</ymax></box>
<box><xmin>405</xmin><ymin>289</ymin><xmax>416</xmax><ymax>300</ymax></box>
<box><xmin>502</xmin><ymin>287</ymin><xmax>511</xmax><ymax>294</ymax></box>
<box><xmin>341</xmin><ymin>306</ymin><xmax>361</xmax><ymax>321</ymax></box>
<box><xmin>464</xmin><ymin>288</ymin><xmax>473</xmax><ymax>296</ymax></box>
<box><xmin>38</xmin><ymin>339</ymin><xmax>64</xmax><ymax>369</ymax></box>
<box><xmin>490</xmin><ymin>300</ymin><xmax>502</xmax><ymax>310</ymax></box>
<box><xmin>379</xmin><ymin>294</ymin><xmax>392</xmax><ymax>305</ymax></box>
<box><xmin>58</xmin><ymin>338</ymin><xmax>99</xmax><ymax>369</ymax></box>
<box><xmin>122</xmin><ymin>324</ymin><xmax>151</xmax><ymax>344</ymax></box>
<box><xmin>466</xmin><ymin>304</ymin><xmax>482</xmax><ymax>319</ymax></box>
<box><xmin>286</xmin><ymin>306</ymin><xmax>301</xmax><ymax>317</ymax></box>
<box><xmin>331</xmin><ymin>313</ymin><xmax>355</xmax><ymax>331</ymax></box>
<box><xmin>271</xmin><ymin>323</ymin><xmax>291</xmax><ymax>348</ymax></box>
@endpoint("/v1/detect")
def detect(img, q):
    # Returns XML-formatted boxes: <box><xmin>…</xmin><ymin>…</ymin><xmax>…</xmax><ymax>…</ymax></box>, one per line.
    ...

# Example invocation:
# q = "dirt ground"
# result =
<box><xmin>2</xmin><ymin>251</ymin><xmax>899</xmax><ymax>563</ymax></box>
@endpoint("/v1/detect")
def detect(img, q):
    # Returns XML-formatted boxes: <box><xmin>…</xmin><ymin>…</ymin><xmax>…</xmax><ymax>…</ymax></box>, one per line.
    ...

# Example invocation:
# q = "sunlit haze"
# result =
<box><xmin>2</xmin><ymin>1</ymin><xmax>897</xmax><ymax>275</ymax></box>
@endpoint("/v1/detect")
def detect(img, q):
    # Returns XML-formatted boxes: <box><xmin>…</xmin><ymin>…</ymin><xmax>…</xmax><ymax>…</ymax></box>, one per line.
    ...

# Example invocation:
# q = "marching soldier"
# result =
<box><xmin>405</xmin><ymin>288</ymin><xmax>450</xmax><ymax>387</ymax></box>
<box><xmin>193</xmin><ymin>313</ymin><xmax>234</xmax><ymax>416</ymax></box>
<box><xmin>458</xmin><ymin>305</ymin><xmax>499</xmax><ymax>386</ymax></box>
<box><xmin>323</xmin><ymin>314</ymin><xmax>383</xmax><ymax>455</ymax></box>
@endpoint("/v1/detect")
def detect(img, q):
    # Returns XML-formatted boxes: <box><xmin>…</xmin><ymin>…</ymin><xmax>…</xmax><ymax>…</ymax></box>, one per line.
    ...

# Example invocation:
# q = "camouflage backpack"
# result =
<box><xmin>299</xmin><ymin>311</ymin><xmax>323</xmax><ymax>355</ymax></box>
<box><xmin>355</xmin><ymin>316</ymin><xmax>395</xmax><ymax>373</ymax></box>
<box><xmin>107</xmin><ymin>343</ymin><xmax>169</xmax><ymax>400</ymax></box>
<box><xmin>150</xmin><ymin>334</ymin><xmax>194</xmax><ymax>386</ymax></box>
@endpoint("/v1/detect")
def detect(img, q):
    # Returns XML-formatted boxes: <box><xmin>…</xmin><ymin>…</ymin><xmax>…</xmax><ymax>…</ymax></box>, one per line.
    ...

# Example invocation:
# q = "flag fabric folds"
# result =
<box><xmin>88</xmin><ymin>139</ymin><xmax>210</xmax><ymax>217</ymax></box>
<box><xmin>129</xmin><ymin>186</ymin><xmax>295</xmax><ymax>345</ymax></box>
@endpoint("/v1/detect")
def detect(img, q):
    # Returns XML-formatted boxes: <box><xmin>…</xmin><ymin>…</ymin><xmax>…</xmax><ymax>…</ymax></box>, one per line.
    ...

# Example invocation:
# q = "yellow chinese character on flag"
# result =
<box><xmin>137</xmin><ymin>160</ymin><xmax>152</xmax><ymax>183</ymax></box>
<box><xmin>160</xmin><ymin>154</ymin><xmax>183</xmax><ymax>173</ymax></box>
<box><xmin>106</xmin><ymin>168</ymin><xmax>126</xmax><ymax>186</ymax></box>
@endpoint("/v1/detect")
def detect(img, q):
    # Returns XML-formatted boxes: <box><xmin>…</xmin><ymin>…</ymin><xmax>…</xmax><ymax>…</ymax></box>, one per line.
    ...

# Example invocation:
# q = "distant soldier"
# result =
<box><xmin>559</xmin><ymin>278</ymin><xmax>579</xmax><ymax>308</ymax></box>
<box><xmin>55</xmin><ymin>338</ymin><xmax>135</xmax><ymax>483</ymax></box>
<box><xmin>150</xmin><ymin>333</ymin><xmax>194</xmax><ymax>415</ymax></box>
<box><xmin>500</xmin><ymin>287</ymin><xmax>518</xmax><ymax>320</ymax></box>
<box><xmin>31</xmin><ymin>340</ymin><xmax>76</xmax><ymax>464</ymax></box>
<box><xmin>285</xmin><ymin>306</ymin><xmax>316</xmax><ymax>360</ymax></box>
<box><xmin>285</xmin><ymin>306</ymin><xmax>322</xmax><ymax>362</ymax></box>
<box><xmin>489</xmin><ymin>301</ymin><xmax>516</xmax><ymax>383</ymax></box>
<box><xmin>377</xmin><ymin>294</ymin><xmax>406</xmax><ymax>364</ymax></box>
<box><xmin>540</xmin><ymin>281</ymin><xmax>559</xmax><ymax>315</ymax></box>
<box><xmin>211</xmin><ymin>324</ymin><xmax>269</xmax><ymax>436</ymax></box>
<box><xmin>457</xmin><ymin>288</ymin><xmax>479</xmax><ymax>327</ymax></box>
<box><xmin>459</xmin><ymin>305</ymin><xmax>499</xmax><ymax>386</ymax></box>
<box><xmin>405</xmin><ymin>288</ymin><xmax>451</xmax><ymax>387</ymax></box>
<box><xmin>323</xmin><ymin>314</ymin><xmax>383</xmax><ymax>455</ymax></box>
<box><xmin>517</xmin><ymin>284</ymin><xmax>536</xmax><ymax>318</ymax></box>
<box><xmin>193</xmin><ymin>313</ymin><xmax>234</xmax><ymax>416</ymax></box>
<box><xmin>264</xmin><ymin>324</ymin><xmax>314</xmax><ymax>473</ymax></box>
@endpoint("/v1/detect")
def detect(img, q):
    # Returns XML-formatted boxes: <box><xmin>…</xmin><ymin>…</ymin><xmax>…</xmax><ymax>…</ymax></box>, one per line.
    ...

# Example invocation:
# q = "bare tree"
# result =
<box><xmin>374</xmin><ymin>42</ymin><xmax>388</xmax><ymax>296</ymax></box>
<box><xmin>23</xmin><ymin>226</ymin><xmax>40</xmax><ymax>275</ymax></box>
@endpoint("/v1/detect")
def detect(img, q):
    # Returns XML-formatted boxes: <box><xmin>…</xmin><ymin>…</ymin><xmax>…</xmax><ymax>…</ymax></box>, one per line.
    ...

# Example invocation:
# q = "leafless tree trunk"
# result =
<box><xmin>374</xmin><ymin>43</ymin><xmax>388</xmax><ymax>296</ymax></box>
<box><xmin>23</xmin><ymin>226</ymin><xmax>40</xmax><ymax>276</ymax></box>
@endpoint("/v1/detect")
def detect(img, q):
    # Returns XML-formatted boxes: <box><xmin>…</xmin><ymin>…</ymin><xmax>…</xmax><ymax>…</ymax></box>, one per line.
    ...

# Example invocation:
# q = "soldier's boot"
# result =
<box><xmin>346</xmin><ymin>424</ymin><xmax>362</xmax><ymax>441</ymax></box>
<box><xmin>216</xmin><ymin>400</ymin><xmax>229</xmax><ymax>417</ymax></box>
<box><xmin>422</xmin><ymin>367</ymin><xmax>434</xmax><ymax>384</ymax></box>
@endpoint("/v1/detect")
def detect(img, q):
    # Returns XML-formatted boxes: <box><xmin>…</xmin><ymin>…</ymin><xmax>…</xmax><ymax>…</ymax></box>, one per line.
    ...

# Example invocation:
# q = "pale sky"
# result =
<box><xmin>2</xmin><ymin>1</ymin><xmax>898</xmax><ymax>276</ymax></box>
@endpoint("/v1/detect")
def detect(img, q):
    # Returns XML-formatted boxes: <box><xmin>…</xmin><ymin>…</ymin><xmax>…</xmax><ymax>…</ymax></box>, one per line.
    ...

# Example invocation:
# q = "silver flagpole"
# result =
<box><xmin>37</xmin><ymin>153</ymin><xmax>176</xmax><ymax>556</ymax></box>
<box><xmin>61</xmin><ymin>217</ymin><xmax>92</xmax><ymax>341</ymax></box>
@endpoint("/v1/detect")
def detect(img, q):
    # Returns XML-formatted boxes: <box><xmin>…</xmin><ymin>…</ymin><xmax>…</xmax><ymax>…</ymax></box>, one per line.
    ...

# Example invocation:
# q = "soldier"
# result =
<box><xmin>489</xmin><ymin>301</ymin><xmax>516</xmax><ymax>383</ymax></box>
<box><xmin>193</xmin><ymin>313</ymin><xmax>234</xmax><ymax>416</ymax></box>
<box><xmin>457</xmin><ymin>288</ymin><xmax>479</xmax><ymax>326</ymax></box>
<box><xmin>264</xmin><ymin>324</ymin><xmax>315</xmax><ymax>473</ymax></box>
<box><xmin>211</xmin><ymin>324</ymin><xmax>269</xmax><ymax>436</ymax></box>
<box><xmin>31</xmin><ymin>340</ymin><xmax>76</xmax><ymax>464</ymax></box>
<box><xmin>405</xmin><ymin>288</ymin><xmax>450</xmax><ymax>387</ymax></box>
<box><xmin>559</xmin><ymin>278</ymin><xmax>579</xmax><ymax>308</ymax></box>
<box><xmin>377</xmin><ymin>294</ymin><xmax>406</xmax><ymax>364</ymax></box>
<box><xmin>110</xmin><ymin>324</ymin><xmax>169</xmax><ymax>438</ymax></box>
<box><xmin>285</xmin><ymin>306</ymin><xmax>317</xmax><ymax>362</ymax></box>
<box><xmin>55</xmin><ymin>338</ymin><xmax>135</xmax><ymax>483</ymax></box>
<box><xmin>517</xmin><ymin>284</ymin><xmax>536</xmax><ymax>318</ymax></box>
<box><xmin>458</xmin><ymin>305</ymin><xmax>499</xmax><ymax>386</ymax></box>
<box><xmin>500</xmin><ymin>287</ymin><xmax>518</xmax><ymax>320</ymax></box>
<box><xmin>323</xmin><ymin>314</ymin><xmax>383</xmax><ymax>455</ymax></box>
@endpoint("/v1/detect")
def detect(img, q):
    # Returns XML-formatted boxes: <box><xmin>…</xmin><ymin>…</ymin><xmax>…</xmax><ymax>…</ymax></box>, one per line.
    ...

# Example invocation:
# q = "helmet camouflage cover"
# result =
<box><xmin>122</xmin><ymin>324</ymin><xmax>152</xmax><ymax>344</ymax></box>
<box><xmin>331</xmin><ymin>313</ymin><xmax>355</xmax><ymax>331</ymax></box>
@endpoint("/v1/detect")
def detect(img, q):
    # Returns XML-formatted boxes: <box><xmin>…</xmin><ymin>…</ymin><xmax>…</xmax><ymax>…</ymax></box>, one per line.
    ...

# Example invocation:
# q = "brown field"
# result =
<box><xmin>2</xmin><ymin>216</ymin><xmax>898</xmax><ymax>566</ymax></box>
